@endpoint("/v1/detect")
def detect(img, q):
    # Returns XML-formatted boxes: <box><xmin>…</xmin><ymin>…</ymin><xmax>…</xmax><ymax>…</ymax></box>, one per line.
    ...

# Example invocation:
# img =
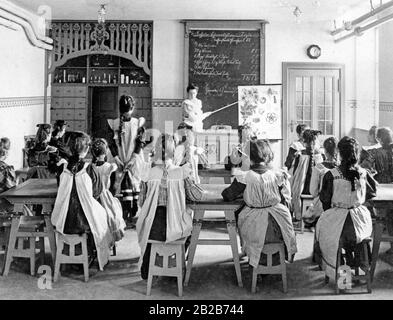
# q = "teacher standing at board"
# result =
<box><xmin>180</xmin><ymin>84</ymin><xmax>212</xmax><ymax>132</ymax></box>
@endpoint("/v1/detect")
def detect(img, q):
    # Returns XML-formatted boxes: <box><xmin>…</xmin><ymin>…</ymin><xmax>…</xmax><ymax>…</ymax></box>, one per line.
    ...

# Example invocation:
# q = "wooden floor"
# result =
<box><xmin>1</xmin><ymin>228</ymin><xmax>393</xmax><ymax>300</ymax></box>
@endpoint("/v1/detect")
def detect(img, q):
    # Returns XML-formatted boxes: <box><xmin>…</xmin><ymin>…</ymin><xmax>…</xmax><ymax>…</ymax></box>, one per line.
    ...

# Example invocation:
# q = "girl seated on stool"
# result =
<box><xmin>48</xmin><ymin>120</ymin><xmax>72</xmax><ymax>178</ymax></box>
<box><xmin>303</xmin><ymin>137</ymin><xmax>339</xmax><ymax>230</ymax></box>
<box><xmin>290</xmin><ymin>129</ymin><xmax>324</xmax><ymax>223</ymax></box>
<box><xmin>136</xmin><ymin>134</ymin><xmax>204</xmax><ymax>280</ymax></box>
<box><xmin>315</xmin><ymin>136</ymin><xmax>377</xmax><ymax>280</ymax></box>
<box><xmin>221</xmin><ymin>139</ymin><xmax>297</xmax><ymax>267</ymax></box>
<box><xmin>91</xmin><ymin>138</ymin><xmax>126</xmax><ymax>243</ymax></box>
<box><xmin>51</xmin><ymin>132</ymin><xmax>112</xmax><ymax>271</ymax></box>
<box><xmin>225</xmin><ymin>125</ymin><xmax>255</xmax><ymax>172</ymax></box>
<box><xmin>0</xmin><ymin>138</ymin><xmax>16</xmax><ymax>215</ymax></box>
<box><xmin>27</xmin><ymin>124</ymin><xmax>58</xmax><ymax>179</ymax></box>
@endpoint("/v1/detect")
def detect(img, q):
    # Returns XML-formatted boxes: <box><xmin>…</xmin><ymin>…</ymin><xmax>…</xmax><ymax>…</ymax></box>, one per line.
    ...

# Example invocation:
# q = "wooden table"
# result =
<box><xmin>368</xmin><ymin>184</ymin><xmax>393</xmax><ymax>280</ymax></box>
<box><xmin>0</xmin><ymin>179</ymin><xmax>58</xmax><ymax>266</ymax></box>
<box><xmin>198</xmin><ymin>166</ymin><xmax>233</xmax><ymax>184</ymax></box>
<box><xmin>185</xmin><ymin>184</ymin><xmax>244</xmax><ymax>287</ymax></box>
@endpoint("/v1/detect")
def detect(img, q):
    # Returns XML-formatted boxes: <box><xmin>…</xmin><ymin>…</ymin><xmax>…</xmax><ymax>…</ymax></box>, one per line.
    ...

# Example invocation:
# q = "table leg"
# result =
<box><xmin>224</xmin><ymin>176</ymin><xmax>231</xmax><ymax>184</ymax></box>
<box><xmin>2</xmin><ymin>217</ymin><xmax>21</xmax><ymax>276</ymax></box>
<box><xmin>370</xmin><ymin>219</ymin><xmax>383</xmax><ymax>282</ymax></box>
<box><xmin>225</xmin><ymin>211</ymin><xmax>243</xmax><ymax>287</ymax></box>
<box><xmin>44</xmin><ymin>216</ymin><xmax>56</xmax><ymax>268</ymax></box>
<box><xmin>184</xmin><ymin>210</ymin><xmax>203</xmax><ymax>287</ymax></box>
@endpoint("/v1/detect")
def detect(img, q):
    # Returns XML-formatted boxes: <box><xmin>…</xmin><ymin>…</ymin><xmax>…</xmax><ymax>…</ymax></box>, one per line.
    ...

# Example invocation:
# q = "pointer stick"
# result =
<box><xmin>209</xmin><ymin>101</ymin><xmax>238</xmax><ymax>115</ymax></box>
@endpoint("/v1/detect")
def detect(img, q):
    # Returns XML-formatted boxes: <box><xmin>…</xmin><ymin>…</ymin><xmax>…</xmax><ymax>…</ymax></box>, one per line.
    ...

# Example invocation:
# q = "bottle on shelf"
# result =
<box><xmin>63</xmin><ymin>70</ymin><xmax>67</xmax><ymax>83</ymax></box>
<box><xmin>113</xmin><ymin>75</ymin><xmax>117</xmax><ymax>84</ymax></box>
<box><xmin>120</xmin><ymin>74</ymin><xmax>125</xmax><ymax>84</ymax></box>
<box><xmin>103</xmin><ymin>73</ymin><xmax>108</xmax><ymax>84</ymax></box>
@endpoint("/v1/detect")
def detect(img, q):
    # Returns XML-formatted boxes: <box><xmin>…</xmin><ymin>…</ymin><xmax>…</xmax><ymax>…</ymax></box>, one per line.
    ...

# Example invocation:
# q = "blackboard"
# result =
<box><xmin>188</xmin><ymin>29</ymin><xmax>261</xmax><ymax>129</ymax></box>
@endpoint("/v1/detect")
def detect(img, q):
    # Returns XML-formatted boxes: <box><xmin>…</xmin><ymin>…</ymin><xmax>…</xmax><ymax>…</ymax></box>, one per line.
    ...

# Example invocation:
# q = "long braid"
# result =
<box><xmin>338</xmin><ymin>136</ymin><xmax>360</xmax><ymax>191</ymax></box>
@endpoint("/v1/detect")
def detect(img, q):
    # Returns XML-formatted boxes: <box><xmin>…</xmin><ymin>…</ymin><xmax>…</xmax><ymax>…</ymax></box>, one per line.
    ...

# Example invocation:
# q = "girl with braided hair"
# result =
<box><xmin>290</xmin><ymin>129</ymin><xmax>324</xmax><ymax>222</ymax></box>
<box><xmin>91</xmin><ymin>138</ymin><xmax>126</xmax><ymax>243</ymax></box>
<box><xmin>303</xmin><ymin>137</ymin><xmax>339</xmax><ymax>230</ymax></box>
<box><xmin>136</xmin><ymin>134</ymin><xmax>204</xmax><ymax>279</ymax></box>
<box><xmin>364</xmin><ymin>127</ymin><xmax>393</xmax><ymax>252</ymax></box>
<box><xmin>107</xmin><ymin>95</ymin><xmax>146</xmax><ymax>224</ymax></box>
<box><xmin>315</xmin><ymin>136</ymin><xmax>377</xmax><ymax>282</ymax></box>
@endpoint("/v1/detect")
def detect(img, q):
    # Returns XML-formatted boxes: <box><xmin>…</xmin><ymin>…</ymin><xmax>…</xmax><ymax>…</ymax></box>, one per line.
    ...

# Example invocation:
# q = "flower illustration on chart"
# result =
<box><xmin>240</xmin><ymin>87</ymin><xmax>260</xmax><ymax>122</ymax></box>
<box><xmin>266</xmin><ymin>112</ymin><xmax>277</xmax><ymax>124</ymax></box>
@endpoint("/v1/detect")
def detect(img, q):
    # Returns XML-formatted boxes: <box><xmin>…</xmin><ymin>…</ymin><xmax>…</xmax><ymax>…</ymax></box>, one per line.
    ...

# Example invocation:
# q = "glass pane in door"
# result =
<box><xmin>316</xmin><ymin>76</ymin><xmax>334</xmax><ymax>135</ymax></box>
<box><xmin>295</xmin><ymin>76</ymin><xmax>312</xmax><ymax>128</ymax></box>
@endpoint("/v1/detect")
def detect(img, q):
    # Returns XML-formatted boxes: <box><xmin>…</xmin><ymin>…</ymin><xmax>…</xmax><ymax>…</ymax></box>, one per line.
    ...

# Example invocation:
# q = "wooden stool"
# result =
<box><xmin>333</xmin><ymin>238</ymin><xmax>372</xmax><ymax>294</ymax></box>
<box><xmin>147</xmin><ymin>238</ymin><xmax>187</xmax><ymax>297</ymax></box>
<box><xmin>298</xmin><ymin>195</ymin><xmax>313</xmax><ymax>234</ymax></box>
<box><xmin>3</xmin><ymin>216</ymin><xmax>55</xmax><ymax>276</ymax></box>
<box><xmin>251</xmin><ymin>242</ymin><xmax>287</xmax><ymax>293</ymax></box>
<box><xmin>54</xmin><ymin>233</ymin><xmax>89</xmax><ymax>282</ymax></box>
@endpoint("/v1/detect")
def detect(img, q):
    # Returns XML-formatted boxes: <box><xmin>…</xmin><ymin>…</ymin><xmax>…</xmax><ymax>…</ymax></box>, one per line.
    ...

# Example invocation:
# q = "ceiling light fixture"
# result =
<box><xmin>98</xmin><ymin>4</ymin><xmax>106</xmax><ymax>24</ymax></box>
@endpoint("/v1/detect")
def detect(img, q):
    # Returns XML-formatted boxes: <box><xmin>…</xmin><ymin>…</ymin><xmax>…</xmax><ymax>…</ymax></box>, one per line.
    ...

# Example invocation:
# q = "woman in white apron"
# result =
<box><xmin>315</xmin><ymin>136</ymin><xmax>377</xmax><ymax>281</ymax></box>
<box><xmin>107</xmin><ymin>95</ymin><xmax>146</xmax><ymax>223</ymax></box>
<box><xmin>284</xmin><ymin>124</ymin><xmax>310</xmax><ymax>171</ymax></box>
<box><xmin>222</xmin><ymin>139</ymin><xmax>297</xmax><ymax>268</ymax></box>
<box><xmin>51</xmin><ymin>132</ymin><xmax>112</xmax><ymax>271</ymax></box>
<box><xmin>136</xmin><ymin>134</ymin><xmax>204</xmax><ymax>279</ymax></box>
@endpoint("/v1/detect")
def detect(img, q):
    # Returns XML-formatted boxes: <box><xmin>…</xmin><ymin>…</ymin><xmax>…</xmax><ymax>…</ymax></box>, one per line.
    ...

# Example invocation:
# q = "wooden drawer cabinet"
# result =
<box><xmin>51</xmin><ymin>98</ymin><xmax>63</xmax><ymax>109</ymax></box>
<box><xmin>52</xmin><ymin>87</ymin><xmax>63</xmax><ymax>97</ymax></box>
<box><xmin>62</xmin><ymin>87</ymin><xmax>75</xmax><ymax>97</ymax></box>
<box><xmin>62</xmin><ymin>109</ymin><xmax>74</xmax><ymax>120</ymax></box>
<box><xmin>74</xmin><ymin>86</ymin><xmax>87</xmax><ymax>97</ymax></box>
<box><xmin>75</xmin><ymin>109</ymin><xmax>86</xmax><ymax>120</ymax></box>
<box><xmin>63</xmin><ymin>98</ymin><xmax>75</xmax><ymax>109</ymax></box>
<box><xmin>74</xmin><ymin>121</ymin><xmax>86</xmax><ymax>131</ymax></box>
<box><xmin>74</xmin><ymin>98</ymin><xmax>86</xmax><ymax>109</ymax></box>
<box><xmin>51</xmin><ymin>109</ymin><xmax>63</xmax><ymax>119</ymax></box>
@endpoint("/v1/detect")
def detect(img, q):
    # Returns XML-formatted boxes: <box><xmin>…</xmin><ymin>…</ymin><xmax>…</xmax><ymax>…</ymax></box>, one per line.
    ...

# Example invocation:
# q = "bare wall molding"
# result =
<box><xmin>0</xmin><ymin>96</ymin><xmax>46</xmax><ymax>108</ymax></box>
<box><xmin>380</xmin><ymin>101</ymin><xmax>393</xmax><ymax>112</ymax></box>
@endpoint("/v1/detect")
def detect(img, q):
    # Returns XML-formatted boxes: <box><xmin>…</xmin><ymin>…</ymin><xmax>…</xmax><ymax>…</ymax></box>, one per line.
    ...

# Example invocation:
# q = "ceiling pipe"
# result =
<box><xmin>0</xmin><ymin>0</ymin><xmax>53</xmax><ymax>44</ymax></box>
<box><xmin>0</xmin><ymin>8</ymin><xmax>52</xmax><ymax>50</ymax></box>
<box><xmin>0</xmin><ymin>15</ymin><xmax>20</xmax><ymax>31</ymax></box>
<box><xmin>334</xmin><ymin>11</ymin><xmax>393</xmax><ymax>43</ymax></box>
<box><xmin>331</xmin><ymin>0</ymin><xmax>393</xmax><ymax>36</ymax></box>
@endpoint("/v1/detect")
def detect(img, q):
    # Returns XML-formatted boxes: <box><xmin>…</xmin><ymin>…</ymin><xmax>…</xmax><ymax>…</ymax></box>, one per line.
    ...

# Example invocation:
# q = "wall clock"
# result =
<box><xmin>307</xmin><ymin>45</ymin><xmax>321</xmax><ymax>59</ymax></box>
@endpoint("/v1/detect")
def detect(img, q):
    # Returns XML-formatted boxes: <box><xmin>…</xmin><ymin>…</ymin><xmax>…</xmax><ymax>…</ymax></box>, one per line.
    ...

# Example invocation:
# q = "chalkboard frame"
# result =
<box><xmin>182</xmin><ymin>20</ymin><xmax>267</xmax><ymax>99</ymax></box>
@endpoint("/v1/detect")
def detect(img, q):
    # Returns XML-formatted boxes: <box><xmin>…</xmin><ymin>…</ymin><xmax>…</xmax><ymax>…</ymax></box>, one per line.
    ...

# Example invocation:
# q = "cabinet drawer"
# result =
<box><xmin>74</xmin><ymin>98</ymin><xmax>86</xmax><ymax>109</ymax></box>
<box><xmin>50</xmin><ymin>109</ymin><xmax>63</xmax><ymax>120</ymax></box>
<box><xmin>63</xmin><ymin>98</ymin><xmax>75</xmax><ymax>109</ymax></box>
<box><xmin>66</xmin><ymin>121</ymin><xmax>75</xmax><ymax>131</ymax></box>
<box><xmin>62</xmin><ymin>109</ymin><xmax>75</xmax><ymax>120</ymax></box>
<box><xmin>51</xmin><ymin>98</ymin><xmax>63</xmax><ymax>109</ymax></box>
<box><xmin>118</xmin><ymin>86</ymin><xmax>131</xmax><ymax>97</ymax></box>
<box><xmin>74</xmin><ymin>86</ymin><xmax>87</xmax><ymax>97</ymax></box>
<box><xmin>52</xmin><ymin>87</ymin><xmax>63</xmax><ymax>97</ymax></box>
<box><xmin>74</xmin><ymin>109</ymin><xmax>86</xmax><ymax>120</ymax></box>
<box><xmin>74</xmin><ymin>121</ymin><xmax>86</xmax><ymax>131</ymax></box>
<box><xmin>62</xmin><ymin>87</ymin><xmax>75</xmax><ymax>97</ymax></box>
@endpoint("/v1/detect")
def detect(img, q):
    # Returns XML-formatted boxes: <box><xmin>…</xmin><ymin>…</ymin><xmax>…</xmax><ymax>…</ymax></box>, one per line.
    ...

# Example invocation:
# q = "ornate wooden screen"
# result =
<box><xmin>48</xmin><ymin>21</ymin><xmax>152</xmax><ymax>75</ymax></box>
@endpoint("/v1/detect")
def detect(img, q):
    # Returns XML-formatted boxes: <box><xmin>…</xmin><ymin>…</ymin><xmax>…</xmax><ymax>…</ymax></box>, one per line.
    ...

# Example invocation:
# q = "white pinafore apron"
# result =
<box><xmin>51</xmin><ymin>163</ymin><xmax>112</xmax><ymax>271</ymax></box>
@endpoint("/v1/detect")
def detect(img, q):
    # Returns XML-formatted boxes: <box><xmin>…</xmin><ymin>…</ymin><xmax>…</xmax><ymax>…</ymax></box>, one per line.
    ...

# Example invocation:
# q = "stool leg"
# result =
<box><xmin>146</xmin><ymin>245</ymin><xmax>156</xmax><ymax>296</ymax></box>
<box><xmin>53</xmin><ymin>235</ymin><xmax>62</xmax><ymax>282</ymax></box>
<box><xmin>38</xmin><ymin>237</ymin><xmax>45</xmax><ymax>266</ymax></box>
<box><xmin>81</xmin><ymin>236</ymin><xmax>89</xmax><ymax>282</ymax></box>
<box><xmin>184</xmin><ymin>215</ymin><xmax>203</xmax><ymax>286</ymax></box>
<box><xmin>226</xmin><ymin>213</ymin><xmax>243</xmax><ymax>287</ymax></box>
<box><xmin>251</xmin><ymin>267</ymin><xmax>258</xmax><ymax>293</ymax></box>
<box><xmin>3</xmin><ymin>218</ymin><xmax>20</xmax><ymax>276</ymax></box>
<box><xmin>176</xmin><ymin>246</ymin><xmax>183</xmax><ymax>297</ymax></box>
<box><xmin>363</xmin><ymin>241</ymin><xmax>372</xmax><ymax>293</ymax></box>
<box><xmin>29</xmin><ymin>237</ymin><xmax>36</xmax><ymax>276</ymax></box>
<box><xmin>44</xmin><ymin>216</ymin><xmax>56</xmax><ymax>268</ymax></box>
<box><xmin>335</xmin><ymin>246</ymin><xmax>341</xmax><ymax>295</ymax></box>
<box><xmin>280</xmin><ymin>246</ymin><xmax>288</xmax><ymax>293</ymax></box>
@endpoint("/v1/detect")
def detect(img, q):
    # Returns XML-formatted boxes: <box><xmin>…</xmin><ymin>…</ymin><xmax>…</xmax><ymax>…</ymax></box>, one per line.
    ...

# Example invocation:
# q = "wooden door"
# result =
<box><xmin>286</xmin><ymin>68</ymin><xmax>341</xmax><ymax>151</ymax></box>
<box><xmin>91</xmin><ymin>87</ymin><xmax>118</xmax><ymax>139</ymax></box>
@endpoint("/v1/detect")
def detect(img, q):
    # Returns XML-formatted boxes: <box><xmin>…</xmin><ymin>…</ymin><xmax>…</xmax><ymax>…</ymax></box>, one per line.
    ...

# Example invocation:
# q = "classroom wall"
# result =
<box><xmin>0</xmin><ymin>26</ymin><xmax>46</xmax><ymax>169</ymax></box>
<box><xmin>151</xmin><ymin>19</ymin><xmax>379</xmax><ymax>166</ymax></box>
<box><xmin>379</xmin><ymin>21</ymin><xmax>393</xmax><ymax>129</ymax></box>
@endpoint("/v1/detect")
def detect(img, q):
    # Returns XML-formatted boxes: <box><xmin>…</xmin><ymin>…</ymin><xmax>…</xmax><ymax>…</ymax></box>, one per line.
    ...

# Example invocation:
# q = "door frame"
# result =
<box><xmin>282</xmin><ymin>62</ymin><xmax>345</xmax><ymax>157</ymax></box>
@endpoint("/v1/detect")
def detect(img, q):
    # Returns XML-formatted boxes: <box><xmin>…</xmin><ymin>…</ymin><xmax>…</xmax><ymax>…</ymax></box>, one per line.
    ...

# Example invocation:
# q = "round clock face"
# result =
<box><xmin>307</xmin><ymin>45</ymin><xmax>321</xmax><ymax>59</ymax></box>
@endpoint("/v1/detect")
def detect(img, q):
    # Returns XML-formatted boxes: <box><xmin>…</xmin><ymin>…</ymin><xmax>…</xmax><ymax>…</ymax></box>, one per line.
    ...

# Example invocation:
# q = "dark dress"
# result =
<box><xmin>0</xmin><ymin>161</ymin><xmax>16</xmax><ymax>215</ymax></box>
<box><xmin>62</xmin><ymin>161</ymin><xmax>103</xmax><ymax>234</ymax></box>
<box><xmin>48</xmin><ymin>136</ymin><xmax>72</xmax><ymax>177</ymax></box>
<box><xmin>27</xmin><ymin>144</ymin><xmax>55</xmax><ymax>179</ymax></box>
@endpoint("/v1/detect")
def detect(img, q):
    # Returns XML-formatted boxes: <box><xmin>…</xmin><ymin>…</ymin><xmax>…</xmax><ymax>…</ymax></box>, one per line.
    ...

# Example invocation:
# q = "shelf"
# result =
<box><xmin>90</xmin><ymin>67</ymin><xmax>119</xmax><ymax>69</ymax></box>
<box><xmin>52</xmin><ymin>83</ymin><xmax>87</xmax><ymax>86</ymax></box>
